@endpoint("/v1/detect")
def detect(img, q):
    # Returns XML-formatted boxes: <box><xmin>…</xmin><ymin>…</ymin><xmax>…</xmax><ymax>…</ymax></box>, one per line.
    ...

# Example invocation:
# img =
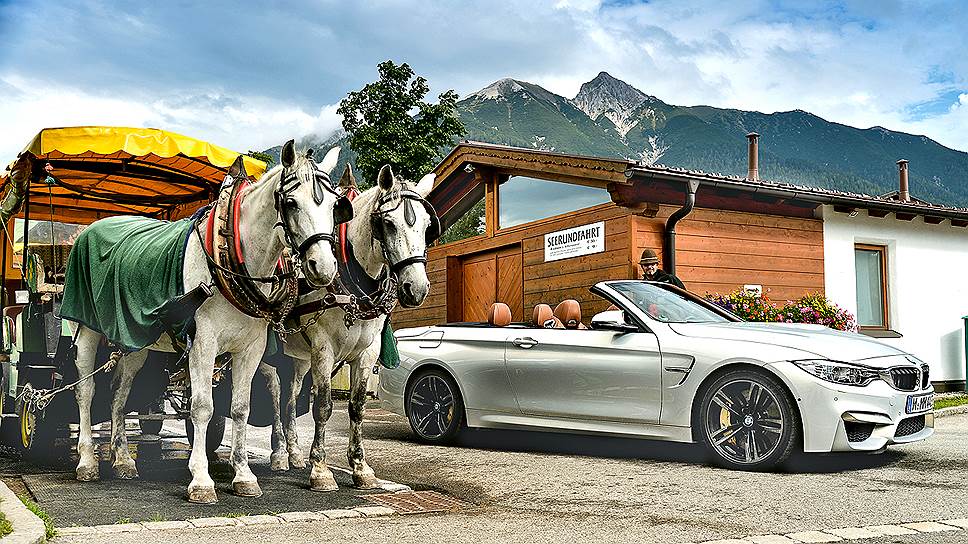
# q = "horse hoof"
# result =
<box><xmin>233</xmin><ymin>480</ymin><xmax>263</xmax><ymax>498</ymax></box>
<box><xmin>76</xmin><ymin>465</ymin><xmax>99</xmax><ymax>482</ymax></box>
<box><xmin>289</xmin><ymin>452</ymin><xmax>307</xmax><ymax>469</ymax></box>
<box><xmin>113</xmin><ymin>463</ymin><xmax>139</xmax><ymax>480</ymax></box>
<box><xmin>310</xmin><ymin>477</ymin><xmax>339</xmax><ymax>492</ymax></box>
<box><xmin>270</xmin><ymin>452</ymin><xmax>290</xmax><ymax>472</ymax></box>
<box><xmin>188</xmin><ymin>486</ymin><xmax>218</xmax><ymax>504</ymax></box>
<box><xmin>353</xmin><ymin>472</ymin><xmax>379</xmax><ymax>489</ymax></box>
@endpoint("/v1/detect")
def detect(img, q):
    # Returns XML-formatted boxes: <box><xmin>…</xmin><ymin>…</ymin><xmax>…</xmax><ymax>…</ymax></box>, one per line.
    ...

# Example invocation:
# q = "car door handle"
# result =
<box><xmin>512</xmin><ymin>337</ymin><xmax>538</xmax><ymax>349</ymax></box>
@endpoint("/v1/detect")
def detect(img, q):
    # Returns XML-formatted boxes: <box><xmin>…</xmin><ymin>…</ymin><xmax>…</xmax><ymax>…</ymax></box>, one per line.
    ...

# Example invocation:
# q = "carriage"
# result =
<box><xmin>0</xmin><ymin>126</ymin><xmax>311</xmax><ymax>460</ymax></box>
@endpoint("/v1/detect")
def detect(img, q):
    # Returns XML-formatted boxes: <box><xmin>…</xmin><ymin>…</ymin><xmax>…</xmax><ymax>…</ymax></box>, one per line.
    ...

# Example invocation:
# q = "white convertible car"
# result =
<box><xmin>380</xmin><ymin>280</ymin><xmax>934</xmax><ymax>470</ymax></box>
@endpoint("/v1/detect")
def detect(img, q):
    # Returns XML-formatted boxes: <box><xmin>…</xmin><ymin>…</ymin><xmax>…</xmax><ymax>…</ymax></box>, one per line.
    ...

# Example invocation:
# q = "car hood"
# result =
<box><xmin>667</xmin><ymin>322</ymin><xmax>906</xmax><ymax>364</ymax></box>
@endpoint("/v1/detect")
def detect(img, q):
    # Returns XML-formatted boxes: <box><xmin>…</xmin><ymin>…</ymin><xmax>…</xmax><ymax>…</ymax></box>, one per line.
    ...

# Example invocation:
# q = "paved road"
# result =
<box><xmin>52</xmin><ymin>405</ymin><xmax>968</xmax><ymax>544</ymax></box>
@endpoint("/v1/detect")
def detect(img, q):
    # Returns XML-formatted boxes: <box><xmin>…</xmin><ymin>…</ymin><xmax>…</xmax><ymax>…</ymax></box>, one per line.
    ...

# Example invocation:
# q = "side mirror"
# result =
<box><xmin>591</xmin><ymin>319</ymin><xmax>639</xmax><ymax>333</ymax></box>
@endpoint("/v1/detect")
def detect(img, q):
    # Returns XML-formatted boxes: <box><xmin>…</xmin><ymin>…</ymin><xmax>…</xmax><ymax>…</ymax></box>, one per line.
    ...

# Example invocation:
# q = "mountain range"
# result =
<box><xmin>267</xmin><ymin>71</ymin><xmax>968</xmax><ymax>208</ymax></box>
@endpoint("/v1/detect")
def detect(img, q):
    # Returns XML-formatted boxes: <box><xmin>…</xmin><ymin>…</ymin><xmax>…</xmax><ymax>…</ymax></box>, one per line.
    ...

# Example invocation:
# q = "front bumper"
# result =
<box><xmin>768</xmin><ymin>361</ymin><xmax>934</xmax><ymax>453</ymax></box>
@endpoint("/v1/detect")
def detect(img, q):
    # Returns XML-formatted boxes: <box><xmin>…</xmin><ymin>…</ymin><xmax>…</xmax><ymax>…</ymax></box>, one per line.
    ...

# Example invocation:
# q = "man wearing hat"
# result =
<box><xmin>639</xmin><ymin>249</ymin><xmax>685</xmax><ymax>289</ymax></box>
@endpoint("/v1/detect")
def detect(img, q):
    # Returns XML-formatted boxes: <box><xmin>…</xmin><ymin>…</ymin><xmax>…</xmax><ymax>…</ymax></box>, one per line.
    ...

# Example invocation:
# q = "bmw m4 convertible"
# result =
<box><xmin>380</xmin><ymin>280</ymin><xmax>934</xmax><ymax>470</ymax></box>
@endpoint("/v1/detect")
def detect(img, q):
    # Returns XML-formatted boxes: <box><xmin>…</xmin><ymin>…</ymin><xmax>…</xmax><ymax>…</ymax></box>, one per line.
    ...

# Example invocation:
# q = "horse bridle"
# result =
<box><xmin>275</xmin><ymin>156</ymin><xmax>354</xmax><ymax>262</ymax></box>
<box><xmin>369</xmin><ymin>188</ymin><xmax>440</xmax><ymax>276</ymax></box>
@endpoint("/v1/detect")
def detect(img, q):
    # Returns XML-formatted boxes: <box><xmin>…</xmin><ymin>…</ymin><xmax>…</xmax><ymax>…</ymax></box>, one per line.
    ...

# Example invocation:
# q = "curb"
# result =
<box><xmin>55</xmin><ymin>505</ymin><xmax>399</xmax><ymax>537</ymax></box>
<box><xmin>0</xmin><ymin>480</ymin><xmax>46</xmax><ymax>544</ymax></box>
<box><xmin>935</xmin><ymin>404</ymin><xmax>968</xmax><ymax>418</ymax></box>
<box><xmin>692</xmin><ymin>518</ymin><xmax>968</xmax><ymax>544</ymax></box>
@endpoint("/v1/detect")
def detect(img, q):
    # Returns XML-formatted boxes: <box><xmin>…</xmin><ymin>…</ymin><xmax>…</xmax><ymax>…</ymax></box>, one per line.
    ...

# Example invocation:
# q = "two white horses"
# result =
<box><xmin>72</xmin><ymin>142</ymin><xmax>438</xmax><ymax>503</ymax></box>
<box><xmin>72</xmin><ymin>141</ymin><xmax>345</xmax><ymax>503</ymax></box>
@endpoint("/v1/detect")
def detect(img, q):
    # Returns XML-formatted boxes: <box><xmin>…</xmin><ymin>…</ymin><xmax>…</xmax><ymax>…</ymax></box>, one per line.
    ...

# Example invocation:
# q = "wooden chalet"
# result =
<box><xmin>393</xmin><ymin>138</ymin><xmax>968</xmax><ymax>337</ymax></box>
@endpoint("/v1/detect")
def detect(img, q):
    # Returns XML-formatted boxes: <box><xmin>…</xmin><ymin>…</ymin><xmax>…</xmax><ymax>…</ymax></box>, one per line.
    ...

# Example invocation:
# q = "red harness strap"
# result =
<box><xmin>205</xmin><ymin>178</ymin><xmax>250</xmax><ymax>263</ymax></box>
<box><xmin>339</xmin><ymin>187</ymin><xmax>359</xmax><ymax>263</ymax></box>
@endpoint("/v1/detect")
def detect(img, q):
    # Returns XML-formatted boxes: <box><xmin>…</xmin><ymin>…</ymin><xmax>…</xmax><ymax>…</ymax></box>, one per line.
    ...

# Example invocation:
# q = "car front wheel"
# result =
<box><xmin>697</xmin><ymin>369</ymin><xmax>799</xmax><ymax>471</ymax></box>
<box><xmin>405</xmin><ymin>369</ymin><xmax>463</xmax><ymax>444</ymax></box>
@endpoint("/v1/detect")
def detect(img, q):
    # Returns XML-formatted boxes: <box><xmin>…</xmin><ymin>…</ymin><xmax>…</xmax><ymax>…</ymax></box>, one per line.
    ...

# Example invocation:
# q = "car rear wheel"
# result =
<box><xmin>697</xmin><ymin>369</ymin><xmax>799</xmax><ymax>471</ymax></box>
<box><xmin>405</xmin><ymin>369</ymin><xmax>463</xmax><ymax>444</ymax></box>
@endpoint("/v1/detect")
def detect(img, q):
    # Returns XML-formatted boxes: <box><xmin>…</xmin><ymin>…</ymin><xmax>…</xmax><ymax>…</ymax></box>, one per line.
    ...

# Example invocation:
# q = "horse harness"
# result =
<box><xmin>286</xmin><ymin>187</ymin><xmax>440</xmax><ymax>329</ymax></box>
<box><xmin>197</xmin><ymin>157</ymin><xmax>352</xmax><ymax>333</ymax></box>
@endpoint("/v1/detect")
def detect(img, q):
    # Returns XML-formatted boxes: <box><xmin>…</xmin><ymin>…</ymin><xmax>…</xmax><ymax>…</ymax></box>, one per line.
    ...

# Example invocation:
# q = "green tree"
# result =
<box><xmin>246</xmin><ymin>150</ymin><xmax>275</xmax><ymax>168</ymax></box>
<box><xmin>337</xmin><ymin>60</ymin><xmax>465</xmax><ymax>183</ymax></box>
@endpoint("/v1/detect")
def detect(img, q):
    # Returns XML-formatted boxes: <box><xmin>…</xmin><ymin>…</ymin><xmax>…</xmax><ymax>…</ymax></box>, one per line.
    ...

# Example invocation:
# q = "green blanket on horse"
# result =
<box><xmin>61</xmin><ymin>216</ymin><xmax>195</xmax><ymax>351</ymax></box>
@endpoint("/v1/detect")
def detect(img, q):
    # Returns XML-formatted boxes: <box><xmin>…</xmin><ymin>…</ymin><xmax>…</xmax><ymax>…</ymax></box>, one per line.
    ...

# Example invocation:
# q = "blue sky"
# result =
<box><xmin>1</xmin><ymin>0</ymin><xmax>967</xmax><ymax>159</ymax></box>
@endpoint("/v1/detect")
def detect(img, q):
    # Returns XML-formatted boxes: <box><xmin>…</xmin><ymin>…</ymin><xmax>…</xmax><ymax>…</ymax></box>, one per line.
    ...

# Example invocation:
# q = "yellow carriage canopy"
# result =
<box><xmin>1</xmin><ymin>126</ymin><xmax>267</xmax><ymax>225</ymax></box>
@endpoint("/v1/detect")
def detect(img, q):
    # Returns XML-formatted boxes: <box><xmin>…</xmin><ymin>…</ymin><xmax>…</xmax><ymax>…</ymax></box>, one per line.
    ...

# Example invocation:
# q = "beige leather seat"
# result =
<box><xmin>487</xmin><ymin>302</ymin><xmax>512</xmax><ymax>327</ymax></box>
<box><xmin>553</xmin><ymin>299</ymin><xmax>587</xmax><ymax>329</ymax></box>
<box><xmin>532</xmin><ymin>303</ymin><xmax>564</xmax><ymax>329</ymax></box>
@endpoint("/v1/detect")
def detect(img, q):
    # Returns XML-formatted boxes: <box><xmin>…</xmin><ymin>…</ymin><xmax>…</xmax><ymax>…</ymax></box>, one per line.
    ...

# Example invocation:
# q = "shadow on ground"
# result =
<box><xmin>368</xmin><ymin>420</ymin><xmax>906</xmax><ymax>475</ymax></box>
<box><xmin>1</xmin><ymin>451</ymin><xmax>381</xmax><ymax>527</ymax></box>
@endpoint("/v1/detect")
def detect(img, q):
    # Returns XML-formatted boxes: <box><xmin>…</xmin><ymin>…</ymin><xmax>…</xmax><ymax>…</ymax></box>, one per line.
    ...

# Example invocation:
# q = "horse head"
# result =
<box><xmin>276</xmin><ymin>140</ymin><xmax>353</xmax><ymax>288</ymax></box>
<box><xmin>369</xmin><ymin>164</ymin><xmax>438</xmax><ymax>308</ymax></box>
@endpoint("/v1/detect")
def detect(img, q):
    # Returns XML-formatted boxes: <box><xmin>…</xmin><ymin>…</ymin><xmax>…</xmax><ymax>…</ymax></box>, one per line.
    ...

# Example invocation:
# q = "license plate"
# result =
<box><xmin>906</xmin><ymin>393</ymin><xmax>933</xmax><ymax>414</ymax></box>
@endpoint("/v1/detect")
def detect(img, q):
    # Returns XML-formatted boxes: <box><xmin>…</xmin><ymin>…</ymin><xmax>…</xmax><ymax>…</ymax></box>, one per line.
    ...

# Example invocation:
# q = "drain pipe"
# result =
<box><xmin>664</xmin><ymin>179</ymin><xmax>700</xmax><ymax>275</ymax></box>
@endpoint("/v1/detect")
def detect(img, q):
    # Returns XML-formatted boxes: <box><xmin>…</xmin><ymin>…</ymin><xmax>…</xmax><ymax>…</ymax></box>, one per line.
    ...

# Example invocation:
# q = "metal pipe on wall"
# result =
<box><xmin>663</xmin><ymin>179</ymin><xmax>700</xmax><ymax>275</ymax></box>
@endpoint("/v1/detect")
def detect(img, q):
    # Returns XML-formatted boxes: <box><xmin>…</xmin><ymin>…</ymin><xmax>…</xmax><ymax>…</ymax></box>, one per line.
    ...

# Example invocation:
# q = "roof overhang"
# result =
<box><xmin>430</xmin><ymin>141</ymin><xmax>968</xmax><ymax>227</ymax></box>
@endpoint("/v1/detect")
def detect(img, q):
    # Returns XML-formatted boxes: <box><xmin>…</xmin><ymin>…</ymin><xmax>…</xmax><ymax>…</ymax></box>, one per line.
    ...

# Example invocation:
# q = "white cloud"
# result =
<box><xmin>0</xmin><ymin>74</ymin><xmax>342</xmax><ymax>160</ymax></box>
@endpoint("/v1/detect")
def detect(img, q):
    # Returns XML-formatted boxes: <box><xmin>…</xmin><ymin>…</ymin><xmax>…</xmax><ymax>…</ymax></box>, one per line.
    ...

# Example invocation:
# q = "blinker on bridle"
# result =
<box><xmin>276</xmin><ymin>154</ymin><xmax>354</xmax><ymax>260</ymax></box>
<box><xmin>370</xmin><ymin>188</ymin><xmax>441</xmax><ymax>275</ymax></box>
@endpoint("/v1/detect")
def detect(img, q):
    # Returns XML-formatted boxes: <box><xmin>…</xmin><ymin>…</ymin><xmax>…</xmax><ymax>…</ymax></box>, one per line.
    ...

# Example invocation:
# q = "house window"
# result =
<box><xmin>854</xmin><ymin>244</ymin><xmax>888</xmax><ymax>329</ymax></box>
<box><xmin>498</xmin><ymin>176</ymin><xmax>609</xmax><ymax>229</ymax></box>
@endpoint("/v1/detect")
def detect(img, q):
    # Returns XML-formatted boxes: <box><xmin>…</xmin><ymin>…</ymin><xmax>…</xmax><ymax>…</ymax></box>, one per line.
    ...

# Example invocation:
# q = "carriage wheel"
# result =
<box><xmin>138</xmin><ymin>398</ymin><xmax>166</xmax><ymax>436</ymax></box>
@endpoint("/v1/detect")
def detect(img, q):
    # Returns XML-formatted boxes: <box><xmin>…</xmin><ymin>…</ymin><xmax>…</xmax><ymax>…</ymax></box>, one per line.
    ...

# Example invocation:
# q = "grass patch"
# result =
<box><xmin>936</xmin><ymin>394</ymin><xmax>968</xmax><ymax>410</ymax></box>
<box><xmin>116</xmin><ymin>516</ymin><xmax>132</xmax><ymax>524</ymax></box>
<box><xmin>18</xmin><ymin>496</ymin><xmax>56</xmax><ymax>540</ymax></box>
<box><xmin>0</xmin><ymin>510</ymin><xmax>13</xmax><ymax>538</ymax></box>
<box><xmin>145</xmin><ymin>513</ymin><xmax>168</xmax><ymax>523</ymax></box>
<box><xmin>222</xmin><ymin>512</ymin><xmax>248</xmax><ymax>518</ymax></box>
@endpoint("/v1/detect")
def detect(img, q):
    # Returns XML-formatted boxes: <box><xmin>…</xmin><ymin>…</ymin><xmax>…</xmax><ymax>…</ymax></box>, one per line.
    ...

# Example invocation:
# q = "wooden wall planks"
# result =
<box><xmin>391</xmin><ymin>201</ymin><xmax>826</xmax><ymax>330</ymax></box>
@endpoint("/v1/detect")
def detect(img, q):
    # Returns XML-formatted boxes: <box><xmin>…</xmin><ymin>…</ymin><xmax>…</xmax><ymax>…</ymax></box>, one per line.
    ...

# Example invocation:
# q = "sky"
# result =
<box><xmin>2</xmin><ymin>0</ymin><xmax>968</xmax><ymax>161</ymax></box>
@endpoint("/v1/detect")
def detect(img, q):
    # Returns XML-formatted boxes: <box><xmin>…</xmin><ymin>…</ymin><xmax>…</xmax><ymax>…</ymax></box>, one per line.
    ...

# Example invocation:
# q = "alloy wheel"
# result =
<box><xmin>704</xmin><ymin>379</ymin><xmax>784</xmax><ymax>465</ymax></box>
<box><xmin>408</xmin><ymin>374</ymin><xmax>456</xmax><ymax>440</ymax></box>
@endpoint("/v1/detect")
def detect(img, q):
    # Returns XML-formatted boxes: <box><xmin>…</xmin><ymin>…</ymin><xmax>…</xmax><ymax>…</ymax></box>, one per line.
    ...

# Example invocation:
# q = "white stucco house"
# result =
<box><xmin>822</xmin><ymin>197</ymin><xmax>968</xmax><ymax>390</ymax></box>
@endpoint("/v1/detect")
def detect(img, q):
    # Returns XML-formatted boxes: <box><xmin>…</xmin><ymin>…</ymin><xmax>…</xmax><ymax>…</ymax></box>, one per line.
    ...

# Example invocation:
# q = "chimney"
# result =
<box><xmin>746</xmin><ymin>132</ymin><xmax>760</xmax><ymax>181</ymax></box>
<box><xmin>897</xmin><ymin>159</ymin><xmax>910</xmax><ymax>202</ymax></box>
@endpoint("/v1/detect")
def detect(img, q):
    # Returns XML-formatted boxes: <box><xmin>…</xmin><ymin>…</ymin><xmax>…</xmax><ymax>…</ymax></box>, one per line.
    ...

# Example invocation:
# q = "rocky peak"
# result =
<box><xmin>573</xmin><ymin>72</ymin><xmax>652</xmax><ymax>137</ymax></box>
<box><xmin>470</xmin><ymin>78</ymin><xmax>527</xmax><ymax>100</ymax></box>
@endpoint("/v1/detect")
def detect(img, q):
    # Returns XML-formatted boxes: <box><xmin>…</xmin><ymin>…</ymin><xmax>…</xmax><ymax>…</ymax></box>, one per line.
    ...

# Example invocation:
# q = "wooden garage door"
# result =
<box><xmin>461</xmin><ymin>245</ymin><xmax>523</xmax><ymax>322</ymax></box>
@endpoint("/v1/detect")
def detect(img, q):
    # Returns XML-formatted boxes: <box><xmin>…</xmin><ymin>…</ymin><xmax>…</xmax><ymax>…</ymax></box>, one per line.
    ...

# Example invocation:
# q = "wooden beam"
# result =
<box><xmin>481</xmin><ymin>169</ymin><xmax>498</xmax><ymax>236</ymax></box>
<box><xmin>867</xmin><ymin>209</ymin><xmax>891</xmax><ymax>218</ymax></box>
<box><xmin>952</xmin><ymin>219</ymin><xmax>968</xmax><ymax>228</ymax></box>
<box><xmin>895</xmin><ymin>212</ymin><xmax>916</xmax><ymax>221</ymax></box>
<box><xmin>923</xmin><ymin>216</ymin><xmax>945</xmax><ymax>225</ymax></box>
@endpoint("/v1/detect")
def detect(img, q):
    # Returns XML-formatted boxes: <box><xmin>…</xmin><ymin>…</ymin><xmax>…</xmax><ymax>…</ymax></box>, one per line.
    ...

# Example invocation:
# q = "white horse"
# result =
<box><xmin>271</xmin><ymin>164</ymin><xmax>436</xmax><ymax>490</ymax></box>
<box><xmin>70</xmin><ymin>142</ymin><xmax>347</xmax><ymax>504</ymax></box>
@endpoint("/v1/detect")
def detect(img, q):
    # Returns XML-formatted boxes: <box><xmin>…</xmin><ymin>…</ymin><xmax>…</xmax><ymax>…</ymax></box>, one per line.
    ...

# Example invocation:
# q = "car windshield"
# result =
<box><xmin>609</xmin><ymin>281</ymin><xmax>733</xmax><ymax>324</ymax></box>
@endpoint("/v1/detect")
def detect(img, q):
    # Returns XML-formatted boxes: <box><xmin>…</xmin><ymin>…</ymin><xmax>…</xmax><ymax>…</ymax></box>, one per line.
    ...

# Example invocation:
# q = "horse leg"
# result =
<box><xmin>308</xmin><ymin>350</ymin><xmax>336</xmax><ymax>491</ymax></box>
<box><xmin>110</xmin><ymin>351</ymin><xmax>147</xmax><ymax>479</ymax></box>
<box><xmin>347</xmin><ymin>350</ymin><xmax>378</xmax><ymax>489</ymax></box>
<box><xmin>228</xmin><ymin>340</ymin><xmax>265</xmax><ymax>497</ymax></box>
<box><xmin>258</xmin><ymin>362</ymin><xmax>288</xmax><ymax>471</ymax></box>
<box><xmin>284</xmin><ymin>357</ymin><xmax>310</xmax><ymax>469</ymax></box>
<box><xmin>186</xmin><ymin>334</ymin><xmax>218</xmax><ymax>503</ymax></box>
<box><xmin>73</xmin><ymin>326</ymin><xmax>101</xmax><ymax>482</ymax></box>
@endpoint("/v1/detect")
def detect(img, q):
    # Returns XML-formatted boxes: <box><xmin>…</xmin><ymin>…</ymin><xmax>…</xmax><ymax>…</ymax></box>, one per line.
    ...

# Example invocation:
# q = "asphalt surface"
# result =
<box><xmin>10</xmin><ymin>404</ymin><xmax>968</xmax><ymax>543</ymax></box>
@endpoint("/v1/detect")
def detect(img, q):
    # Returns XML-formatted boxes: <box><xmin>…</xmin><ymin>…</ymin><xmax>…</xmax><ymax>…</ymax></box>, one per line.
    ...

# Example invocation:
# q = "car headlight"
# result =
<box><xmin>792</xmin><ymin>359</ymin><xmax>880</xmax><ymax>386</ymax></box>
